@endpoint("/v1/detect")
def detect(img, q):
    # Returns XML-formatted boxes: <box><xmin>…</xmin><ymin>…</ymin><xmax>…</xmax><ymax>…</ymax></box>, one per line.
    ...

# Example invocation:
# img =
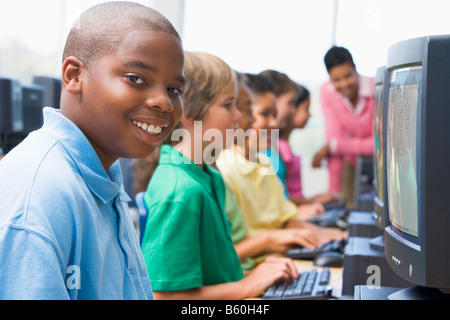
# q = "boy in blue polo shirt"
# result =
<box><xmin>0</xmin><ymin>1</ymin><xmax>184</xmax><ymax>300</ymax></box>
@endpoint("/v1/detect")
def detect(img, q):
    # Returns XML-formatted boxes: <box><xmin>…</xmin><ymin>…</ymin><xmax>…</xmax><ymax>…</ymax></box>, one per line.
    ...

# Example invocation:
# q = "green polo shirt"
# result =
<box><xmin>141</xmin><ymin>145</ymin><xmax>244</xmax><ymax>291</ymax></box>
<box><xmin>224</xmin><ymin>182</ymin><xmax>255</xmax><ymax>270</ymax></box>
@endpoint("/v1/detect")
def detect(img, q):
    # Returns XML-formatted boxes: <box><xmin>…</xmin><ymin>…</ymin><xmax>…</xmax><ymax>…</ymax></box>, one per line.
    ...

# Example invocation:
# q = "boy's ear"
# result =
<box><xmin>62</xmin><ymin>56</ymin><xmax>83</xmax><ymax>94</ymax></box>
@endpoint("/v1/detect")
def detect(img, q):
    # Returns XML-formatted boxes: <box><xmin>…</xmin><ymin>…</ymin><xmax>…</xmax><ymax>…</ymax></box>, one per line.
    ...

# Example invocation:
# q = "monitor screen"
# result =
<box><xmin>386</xmin><ymin>66</ymin><xmax>422</xmax><ymax>244</ymax></box>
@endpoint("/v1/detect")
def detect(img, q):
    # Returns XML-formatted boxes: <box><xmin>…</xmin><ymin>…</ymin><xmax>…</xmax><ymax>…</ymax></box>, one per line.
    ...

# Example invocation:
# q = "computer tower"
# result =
<box><xmin>22</xmin><ymin>84</ymin><xmax>45</xmax><ymax>133</ymax></box>
<box><xmin>341</xmin><ymin>237</ymin><xmax>413</xmax><ymax>296</ymax></box>
<box><xmin>0</xmin><ymin>78</ymin><xmax>23</xmax><ymax>134</ymax></box>
<box><xmin>32</xmin><ymin>76</ymin><xmax>61</xmax><ymax>109</ymax></box>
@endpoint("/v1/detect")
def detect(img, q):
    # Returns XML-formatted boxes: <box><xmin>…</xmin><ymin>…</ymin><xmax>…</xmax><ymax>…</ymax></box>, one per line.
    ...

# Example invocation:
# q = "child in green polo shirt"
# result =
<box><xmin>140</xmin><ymin>51</ymin><xmax>299</xmax><ymax>300</ymax></box>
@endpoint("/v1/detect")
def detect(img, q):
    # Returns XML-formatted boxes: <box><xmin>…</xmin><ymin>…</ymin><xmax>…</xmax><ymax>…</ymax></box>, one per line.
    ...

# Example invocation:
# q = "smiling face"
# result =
<box><xmin>276</xmin><ymin>88</ymin><xmax>297</xmax><ymax>130</ymax></box>
<box><xmin>236</xmin><ymin>82</ymin><xmax>254</xmax><ymax>132</ymax></box>
<box><xmin>328</xmin><ymin>61</ymin><xmax>359</xmax><ymax>103</ymax></box>
<box><xmin>292</xmin><ymin>97</ymin><xmax>311</xmax><ymax>129</ymax></box>
<box><xmin>62</xmin><ymin>30</ymin><xmax>184</xmax><ymax>169</ymax></box>
<box><xmin>202</xmin><ymin>83</ymin><xmax>240</xmax><ymax>151</ymax></box>
<box><xmin>250</xmin><ymin>91</ymin><xmax>278</xmax><ymax>152</ymax></box>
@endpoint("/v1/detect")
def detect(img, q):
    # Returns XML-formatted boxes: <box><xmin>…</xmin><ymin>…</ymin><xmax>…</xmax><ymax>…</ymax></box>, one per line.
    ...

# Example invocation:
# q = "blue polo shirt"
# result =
<box><xmin>0</xmin><ymin>108</ymin><xmax>153</xmax><ymax>300</ymax></box>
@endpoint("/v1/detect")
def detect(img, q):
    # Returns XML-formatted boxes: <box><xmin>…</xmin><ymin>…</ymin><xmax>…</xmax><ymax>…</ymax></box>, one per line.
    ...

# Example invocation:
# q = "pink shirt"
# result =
<box><xmin>278</xmin><ymin>138</ymin><xmax>304</xmax><ymax>199</ymax></box>
<box><xmin>320</xmin><ymin>74</ymin><xmax>375</xmax><ymax>192</ymax></box>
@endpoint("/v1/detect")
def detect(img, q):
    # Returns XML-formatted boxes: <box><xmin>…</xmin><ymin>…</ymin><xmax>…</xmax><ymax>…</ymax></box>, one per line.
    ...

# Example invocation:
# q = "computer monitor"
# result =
<box><xmin>0</xmin><ymin>77</ymin><xmax>23</xmax><ymax>135</ymax></box>
<box><xmin>373</xmin><ymin>66</ymin><xmax>387</xmax><ymax>229</ymax></box>
<box><xmin>22</xmin><ymin>84</ymin><xmax>45</xmax><ymax>134</ymax></box>
<box><xmin>0</xmin><ymin>78</ymin><xmax>23</xmax><ymax>155</ymax></box>
<box><xmin>384</xmin><ymin>35</ymin><xmax>450</xmax><ymax>299</ymax></box>
<box><xmin>352</xmin><ymin>155</ymin><xmax>374</xmax><ymax>212</ymax></box>
<box><xmin>366</xmin><ymin>66</ymin><xmax>389</xmax><ymax>252</ymax></box>
<box><xmin>32</xmin><ymin>76</ymin><xmax>61</xmax><ymax>109</ymax></box>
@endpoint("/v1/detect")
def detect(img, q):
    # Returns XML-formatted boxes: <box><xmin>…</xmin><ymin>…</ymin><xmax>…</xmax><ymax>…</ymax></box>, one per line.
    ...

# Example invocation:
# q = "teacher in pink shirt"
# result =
<box><xmin>312</xmin><ymin>46</ymin><xmax>374</xmax><ymax>205</ymax></box>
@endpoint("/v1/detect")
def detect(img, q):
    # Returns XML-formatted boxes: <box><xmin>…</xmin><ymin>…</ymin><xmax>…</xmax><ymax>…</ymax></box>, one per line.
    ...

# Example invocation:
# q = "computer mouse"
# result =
<box><xmin>313</xmin><ymin>251</ymin><xmax>344</xmax><ymax>268</ymax></box>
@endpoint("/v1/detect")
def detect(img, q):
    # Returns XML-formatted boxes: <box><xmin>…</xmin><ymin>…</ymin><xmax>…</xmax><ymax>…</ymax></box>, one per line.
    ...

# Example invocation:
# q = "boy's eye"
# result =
<box><xmin>126</xmin><ymin>75</ymin><xmax>145</xmax><ymax>85</ymax></box>
<box><xmin>168</xmin><ymin>87</ymin><xmax>183</xmax><ymax>96</ymax></box>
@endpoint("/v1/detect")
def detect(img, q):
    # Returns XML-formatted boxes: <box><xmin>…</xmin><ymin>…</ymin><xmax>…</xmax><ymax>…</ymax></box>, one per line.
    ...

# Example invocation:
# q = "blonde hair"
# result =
<box><xmin>182</xmin><ymin>51</ymin><xmax>236</xmax><ymax>120</ymax></box>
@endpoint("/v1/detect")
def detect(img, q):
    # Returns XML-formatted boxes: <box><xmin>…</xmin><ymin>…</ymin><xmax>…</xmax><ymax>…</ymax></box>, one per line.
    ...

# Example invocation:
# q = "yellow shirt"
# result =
<box><xmin>216</xmin><ymin>148</ymin><xmax>298</xmax><ymax>237</ymax></box>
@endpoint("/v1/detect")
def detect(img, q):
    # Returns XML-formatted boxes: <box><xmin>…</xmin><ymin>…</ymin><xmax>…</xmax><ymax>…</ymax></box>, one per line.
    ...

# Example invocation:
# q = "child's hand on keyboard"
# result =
<box><xmin>241</xmin><ymin>256</ymin><xmax>299</xmax><ymax>298</ymax></box>
<box><xmin>265</xmin><ymin>228</ymin><xmax>324</xmax><ymax>252</ymax></box>
<box><xmin>311</xmin><ymin>225</ymin><xmax>348</xmax><ymax>243</ymax></box>
<box><xmin>297</xmin><ymin>202</ymin><xmax>325</xmax><ymax>221</ymax></box>
<box><xmin>313</xmin><ymin>191</ymin><xmax>342</xmax><ymax>204</ymax></box>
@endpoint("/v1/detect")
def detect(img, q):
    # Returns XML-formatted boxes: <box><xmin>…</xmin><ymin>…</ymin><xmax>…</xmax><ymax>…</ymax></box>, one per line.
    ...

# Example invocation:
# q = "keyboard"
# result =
<box><xmin>322</xmin><ymin>199</ymin><xmax>346</xmax><ymax>211</ymax></box>
<box><xmin>286</xmin><ymin>240</ymin><xmax>346</xmax><ymax>260</ymax></box>
<box><xmin>262</xmin><ymin>268</ymin><xmax>332</xmax><ymax>300</ymax></box>
<box><xmin>308</xmin><ymin>205</ymin><xmax>349</xmax><ymax>229</ymax></box>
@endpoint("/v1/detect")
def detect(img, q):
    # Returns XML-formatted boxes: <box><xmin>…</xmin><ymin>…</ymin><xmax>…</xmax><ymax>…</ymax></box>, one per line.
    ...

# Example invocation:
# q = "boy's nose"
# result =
<box><xmin>145</xmin><ymin>89</ymin><xmax>174</xmax><ymax>112</ymax></box>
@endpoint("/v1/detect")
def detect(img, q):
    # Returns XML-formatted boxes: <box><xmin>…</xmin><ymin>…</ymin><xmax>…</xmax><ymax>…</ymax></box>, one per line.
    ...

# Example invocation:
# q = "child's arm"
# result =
<box><xmin>283</xmin><ymin>219</ymin><xmax>348</xmax><ymax>244</ymax></box>
<box><xmin>332</xmin><ymin>136</ymin><xmax>374</xmax><ymax>156</ymax></box>
<box><xmin>153</xmin><ymin>256</ymin><xmax>299</xmax><ymax>300</ymax></box>
<box><xmin>234</xmin><ymin>228</ymin><xmax>323</xmax><ymax>261</ymax></box>
<box><xmin>289</xmin><ymin>191</ymin><xmax>340</xmax><ymax>206</ymax></box>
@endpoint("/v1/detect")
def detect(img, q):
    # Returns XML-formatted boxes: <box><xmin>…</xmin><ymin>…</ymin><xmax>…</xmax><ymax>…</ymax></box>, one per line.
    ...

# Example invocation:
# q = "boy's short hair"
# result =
<box><xmin>63</xmin><ymin>1</ymin><xmax>181</xmax><ymax>70</ymax></box>
<box><xmin>259</xmin><ymin>69</ymin><xmax>297</xmax><ymax>97</ymax></box>
<box><xmin>245</xmin><ymin>73</ymin><xmax>275</xmax><ymax>98</ymax></box>
<box><xmin>324</xmin><ymin>46</ymin><xmax>356</xmax><ymax>72</ymax></box>
<box><xmin>294</xmin><ymin>83</ymin><xmax>310</xmax><ymax>107</ymax></box>
<box><xmin>182</xmin><ymin>51</ymin><xmax>236</xmax><ymax>120</ymax></box>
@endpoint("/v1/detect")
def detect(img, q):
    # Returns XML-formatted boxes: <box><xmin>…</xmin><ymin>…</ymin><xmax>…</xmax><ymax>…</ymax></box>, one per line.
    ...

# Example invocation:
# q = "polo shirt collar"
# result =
<box><xmin>221</xmin><ymin>148</ymin><xmax>272</xmax><ymax>176</ymax></box>
<box><xmin>40</xmin><ymin>108</ymin><xmax>131</xmax><ymax>204</ymax></box>
<box><xmin>159</xmin><ymin>144</ymin><xmax>214</xmax><ymax>187</ymax></box>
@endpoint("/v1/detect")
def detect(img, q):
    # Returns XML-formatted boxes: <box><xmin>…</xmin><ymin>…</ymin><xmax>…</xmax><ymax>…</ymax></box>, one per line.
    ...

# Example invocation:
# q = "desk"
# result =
<box><xmin>293</xmin><ymin>260</ymin><xmax>343</xmax><ymax>298</ymax></box>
